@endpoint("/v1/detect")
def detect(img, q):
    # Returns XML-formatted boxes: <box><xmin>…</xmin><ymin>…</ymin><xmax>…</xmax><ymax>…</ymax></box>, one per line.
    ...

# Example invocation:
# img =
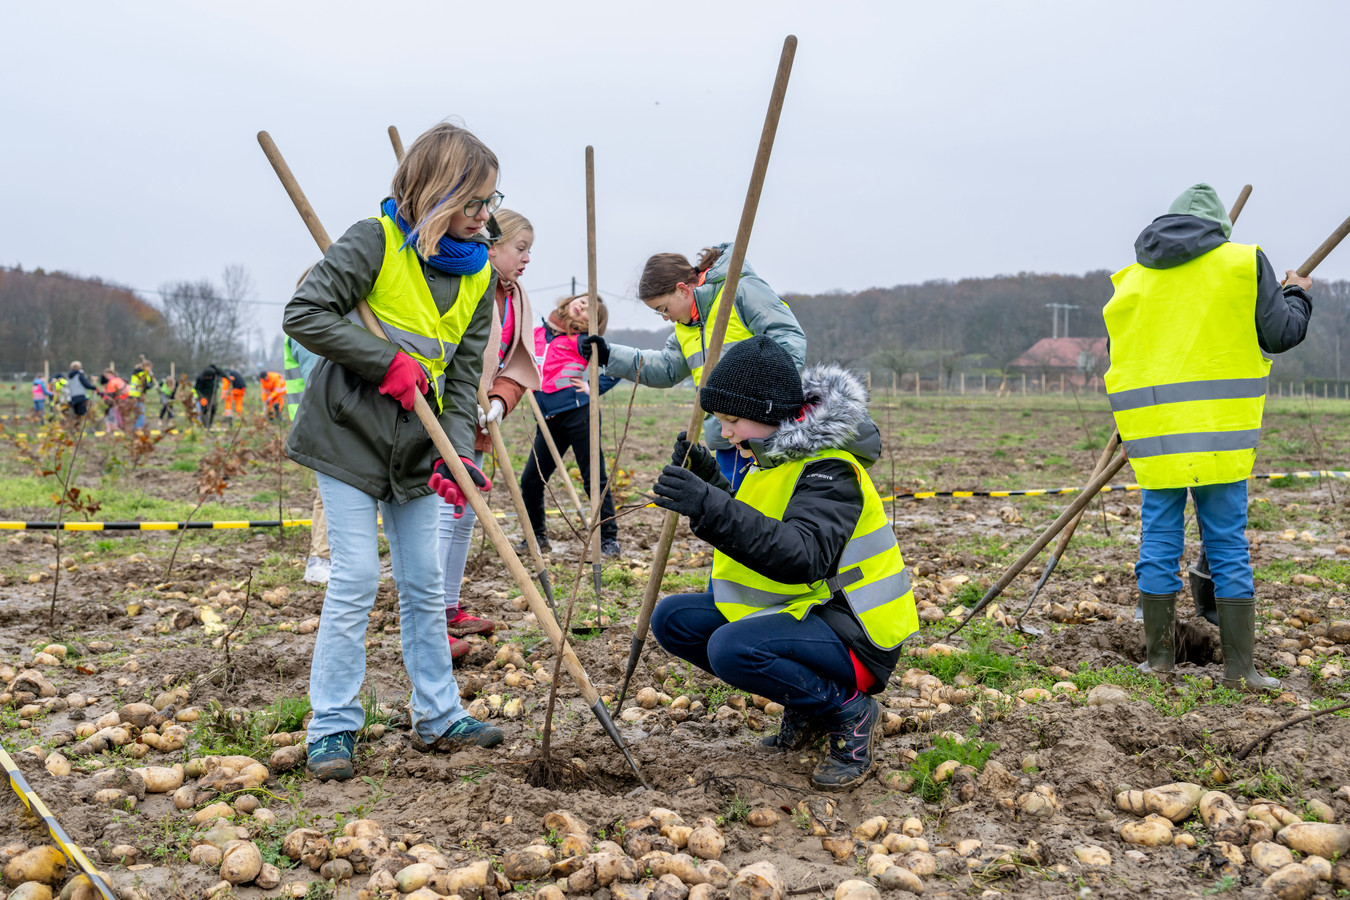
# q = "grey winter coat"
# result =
<box><xmin>283</xmin><ymin>217</ymin><xmax>495</xmax><ymax>504</ymax></box>
<box><xmin>604</xmin><ymin>243</ymin><xmax>806</xmax><ymax>449</ymax></box>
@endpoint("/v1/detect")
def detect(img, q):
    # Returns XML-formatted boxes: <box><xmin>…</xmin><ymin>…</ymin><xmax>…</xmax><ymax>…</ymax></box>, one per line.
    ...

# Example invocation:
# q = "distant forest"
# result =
<box><xmin>4</xmin><ymin>265</ymin><xmax>1347</xmax><ymax>387</ymax></box>
<box><xmin>785</xmin><ymin>272</ymin><xmax>1350</xmax><ymax>387</ymax></box>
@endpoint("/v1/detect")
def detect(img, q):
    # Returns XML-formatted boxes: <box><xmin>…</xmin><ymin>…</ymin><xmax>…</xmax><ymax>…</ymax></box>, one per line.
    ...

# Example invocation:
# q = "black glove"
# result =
<box><xmin>652</xmin><ymin>465</ymin><xmax>713</xmax><ymax>518</ymax></box>
<box><xmin>576</xmin><ymin>334</ymin><xmax>611</xmax><ymax>366</ymax></box>
<box><xmin>670</xmin><ymin>431</ymin><xmax>719</xmax><ymax>483</ymax></box>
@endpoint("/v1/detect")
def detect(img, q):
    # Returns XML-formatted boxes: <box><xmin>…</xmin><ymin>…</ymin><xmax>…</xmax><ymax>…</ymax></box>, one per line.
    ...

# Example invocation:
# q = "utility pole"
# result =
<box><xmin>1044</xmin><ymin>303</ymin><xmax>1081</xmax><ymax>338</ymax></box>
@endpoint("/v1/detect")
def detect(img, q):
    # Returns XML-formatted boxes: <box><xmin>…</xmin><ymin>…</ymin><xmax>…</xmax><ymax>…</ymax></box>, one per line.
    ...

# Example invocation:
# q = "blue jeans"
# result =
<box><xmin>1138</xmin><ymin>481</ymin><xmax>1253</xmax><ymax>599</ymax></box>
<box><xmin>650</xmin><ymin>592</ymin><xmax>857</xmax><ymax>719</ymax></box>
<box><xmin>438</xmin><ymin>451</ymin><xmax>483</xmax><ymax>610</ymax></box>
<box><xmin>309</xmin><ymin>473</ymin><xmax>467</xmax><ymax>746</ymax></box>
<box><xmin>715</xmin><ymin>448</ymin><xmax>752</xmax><ymax>492</ymax></box>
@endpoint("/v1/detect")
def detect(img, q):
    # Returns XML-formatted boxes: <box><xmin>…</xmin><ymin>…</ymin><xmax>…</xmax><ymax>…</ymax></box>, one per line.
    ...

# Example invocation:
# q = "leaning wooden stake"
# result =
<box><xmin>585</xmin><ymin>146</ymin><xmax>603</xmax><ymax>599</ymax></box>
<box><xmin>1013</xmin><ymin>186</ymin><xmax>1257</xmax><ymax>627</ymax></box>
<box><xmin>947</xmin><ymin>450</ymin><xmax>1128</xmax><ymax>638</ymax></box>
<box><xmin>478</xmin><ymin>383</ymin><xmax>556</xmax><ymax>610</ymax></box>
<box><xmin>615</xmin><ymin>35</ymin><xmax>799</xmax><ymax>713</ymax></box>
<box><xmin>256</xmin><ymin>130</ymin><xmax>647</xmax><ymax>785</ymax></box>
<box><xmin>1297</xmin><ymin>211</ymin><xmax>1350</xmax><ymax>277</ymax></box>
<box><xmin>388</xmin><ymin>126</ymin><xmax>405</xmax><ymax>163</ymax></box>
<box><xmin>525</xmin><ymin>391</ymin><xmax>590</xmax><ymax>526</ymax></box>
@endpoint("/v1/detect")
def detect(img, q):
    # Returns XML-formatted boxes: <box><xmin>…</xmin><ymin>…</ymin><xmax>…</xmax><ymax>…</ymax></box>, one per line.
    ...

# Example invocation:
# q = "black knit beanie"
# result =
<box><xmin>699</xmin><ymin>335</ymin><xmax>804</xmax><ymax>425</ymax></box>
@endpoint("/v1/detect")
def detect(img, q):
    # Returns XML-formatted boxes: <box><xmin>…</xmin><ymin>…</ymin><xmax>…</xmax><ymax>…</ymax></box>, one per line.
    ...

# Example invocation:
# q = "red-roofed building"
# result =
<box><xmin>1008</xmin><ymin>337</ymin><xmax>1108</xmax><ymax>387</ymax></box>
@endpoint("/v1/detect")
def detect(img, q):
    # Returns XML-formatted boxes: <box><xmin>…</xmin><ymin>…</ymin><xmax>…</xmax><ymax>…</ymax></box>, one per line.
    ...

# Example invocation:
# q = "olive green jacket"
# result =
<box><xmin>283</xmin><ymin>216</ymin><xmax>495</xmax><ymax>504</ymax></box>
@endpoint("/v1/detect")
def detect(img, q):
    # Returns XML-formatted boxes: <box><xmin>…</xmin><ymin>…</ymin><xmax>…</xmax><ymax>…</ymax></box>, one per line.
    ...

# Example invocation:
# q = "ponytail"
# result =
<box><xmin>637</xmin><ymin>247</ymin><xmax>723</xmax><ymax>300</ymax></box>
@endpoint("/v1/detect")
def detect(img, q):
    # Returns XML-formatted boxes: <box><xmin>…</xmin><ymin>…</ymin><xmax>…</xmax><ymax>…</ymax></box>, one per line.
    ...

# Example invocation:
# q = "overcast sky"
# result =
<box><xmin>3</xmin><ymin>1</ymin><xmax>1348</xmax><ymax>348</ymax></box>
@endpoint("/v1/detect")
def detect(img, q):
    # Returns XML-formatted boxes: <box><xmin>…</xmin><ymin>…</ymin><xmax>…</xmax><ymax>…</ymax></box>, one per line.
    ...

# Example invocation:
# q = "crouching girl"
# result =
<box><xmin>649</xmin><ymin>336</ymin><xmax>917</xmax><ymax>791</ymax></box>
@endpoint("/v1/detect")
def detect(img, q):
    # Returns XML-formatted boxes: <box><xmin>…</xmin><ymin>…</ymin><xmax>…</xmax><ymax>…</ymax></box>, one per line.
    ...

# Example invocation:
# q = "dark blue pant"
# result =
<box><xmin>1138</xmin><ymin>481</ymin><xmax>1252</xmax><ymax>598</ymax></box>
<box><xmin>649</xmin><ymin>592</ymin><xmax>856</xmax><ymax>719</ymax></box>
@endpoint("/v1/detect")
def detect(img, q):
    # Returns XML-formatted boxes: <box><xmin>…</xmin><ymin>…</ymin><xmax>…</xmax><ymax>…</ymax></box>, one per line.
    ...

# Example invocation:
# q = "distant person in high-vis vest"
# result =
<box><xmin>579</xmin><ymin>244</ymin><xmax>806</xmax><ymax>492</ymax></box>
<box><xmin>648</xmin><ymin>336</ymin><xmax>918</xmax><ymax>791</ymax></box>
<box><xmin>284</xmin><ymin>123</ymin><xmax>505</xmax><ymax>782</ymax></box>
<box><xmin>1104</xmin><ymin>183</ymin><xmax>1312</xmax><ymax>692</ymax></box>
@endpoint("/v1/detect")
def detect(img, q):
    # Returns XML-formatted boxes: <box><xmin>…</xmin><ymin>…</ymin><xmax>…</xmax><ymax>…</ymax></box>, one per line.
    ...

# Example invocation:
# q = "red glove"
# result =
<box><xmin>429</xmin><ymin>457</ymin><xmax>492</xmax><ymax>518</ymax></box>
<box><xmin>378</xmin><ymin>351</ymin><xmax>428</xmax><ymax>411</ymax></box>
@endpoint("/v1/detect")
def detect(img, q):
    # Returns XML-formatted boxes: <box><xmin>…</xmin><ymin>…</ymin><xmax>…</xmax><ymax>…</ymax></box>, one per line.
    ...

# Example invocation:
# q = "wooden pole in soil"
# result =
<box><xmin>585</xmin><ymin>146</ymin><xmax>603</xmax><ymax>599</ymax></box>
<box><xmin>388</xmin><ymin>126</ymin><xmax>405</xmax><ymax>163</ymax></box>
<box><xmin>479</xmin><ymin>384</ymin><xmax>557</xmax><ymax>611</ymax></box>
<box><xmin>947</xmin><ymin>450</ymin><xmax>1129</xmax><ymax>638</ymax></box>
<box><xmin>255</xmin><ymin>131</ymin><xmax>647</xmax><ymax>783</ymax></box>
<box><xmin>1005</xmin><ymin>185</ymin><xmax>1258</xmax><ymax>629</ymax></box>
<box><xmin>525</xmin><ymin>392</ymin><xmax>589</xmax><ymax>526</ymax></box>
<box><xmin>614</xmin><ymin>34</ymin><xmax>798</xmax><ymax>713</ymax></box>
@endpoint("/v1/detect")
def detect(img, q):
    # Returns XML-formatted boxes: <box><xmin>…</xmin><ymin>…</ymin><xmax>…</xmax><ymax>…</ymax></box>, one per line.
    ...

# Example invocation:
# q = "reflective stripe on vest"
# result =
<box><xmin>346</xmin><ymin>214</ymin><xmax>493</xmax><ymax>412</ymax></box>
<box><xmin>1104</xmin><ymin>241</ymin><xmax>1269</xmax><ymax>489</ymax></box>
<box><xmin>709</xmin><ymin>448</ymin><xmax>919</xmax><ymax>650</ymax></box>
<box><xmin>673</xmin><ymin>285</ymin><xmax>757</xmax><ymax>385</ymax></box>
<box><xmin>284</xmin><ymin>338</ymin><xmax>305</xmax><ymax>420</ymax></box>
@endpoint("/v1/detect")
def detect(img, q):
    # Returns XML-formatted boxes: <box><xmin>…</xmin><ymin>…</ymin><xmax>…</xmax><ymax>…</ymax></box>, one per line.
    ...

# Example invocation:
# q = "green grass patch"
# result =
<box><xmin>1067</xmin><ymin>665</ymin><xmax>1247</xmax><ymax>717</ymax></box>
<box><xmin>909</xmin><ymin>728</ymin><xmax>998</xmax><ymax>802</ymax></box>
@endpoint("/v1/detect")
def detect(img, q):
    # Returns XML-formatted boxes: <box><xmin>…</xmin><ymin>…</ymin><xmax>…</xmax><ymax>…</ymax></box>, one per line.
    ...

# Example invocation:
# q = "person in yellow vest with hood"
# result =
<box><xmin>1104</xmin><ymin>183</ymin><xmax>1312</xmax><ymax>692</ymax></box>
<box><xmin>580</xmin><ymin>244</ymin><xmax>806</xmax><ymax>491</ymax></box>
<box><xmin>648</xmin><ymin>336</ymin><xmax>918</xmax><ymax>791</ymax></box>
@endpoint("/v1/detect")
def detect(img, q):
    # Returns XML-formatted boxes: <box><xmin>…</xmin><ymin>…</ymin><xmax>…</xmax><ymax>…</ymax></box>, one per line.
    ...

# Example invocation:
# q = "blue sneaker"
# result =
<box><xmin>418</xmin><ymin>716</ymin><xmax>503</xmax><ymax>752</ymax></box>
<box><xmin>306</xmin><ymin>731</ymin><xmax>356</xmax><ymax>781</ymax></box>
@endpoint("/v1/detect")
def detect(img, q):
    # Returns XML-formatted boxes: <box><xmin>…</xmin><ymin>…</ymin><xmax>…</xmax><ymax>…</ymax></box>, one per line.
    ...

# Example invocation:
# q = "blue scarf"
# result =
<box><xmin>381</xmin><ymin>197</ymin><xmax>488</xmax><ymax>276</ymax></box>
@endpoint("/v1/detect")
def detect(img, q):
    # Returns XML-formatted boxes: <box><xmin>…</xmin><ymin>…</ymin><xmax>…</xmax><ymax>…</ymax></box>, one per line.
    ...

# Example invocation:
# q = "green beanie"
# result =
<box><xmin>1167</xmin><ymin>183</ymin><xmax>1232</xmax><ymax>238</ymax></box>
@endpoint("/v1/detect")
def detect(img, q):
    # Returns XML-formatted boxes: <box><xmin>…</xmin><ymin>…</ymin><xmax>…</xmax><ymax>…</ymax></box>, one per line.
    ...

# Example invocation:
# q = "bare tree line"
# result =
<box><xmin>0</xmin><ymin>264</ymin><xmax>262</xmax><ymax>376</ymax></box>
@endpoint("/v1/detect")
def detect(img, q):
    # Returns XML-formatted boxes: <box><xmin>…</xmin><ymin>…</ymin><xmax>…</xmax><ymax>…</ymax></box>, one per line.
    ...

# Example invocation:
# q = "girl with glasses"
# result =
<box><xmin>284</xmin><ymin>122</ymin><xmax>506</xmax><ymax>782</ymax></box>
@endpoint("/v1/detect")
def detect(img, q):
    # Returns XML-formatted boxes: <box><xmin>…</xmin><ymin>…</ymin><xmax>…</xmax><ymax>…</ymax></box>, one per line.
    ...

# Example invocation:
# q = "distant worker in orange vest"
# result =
<box><xmin>101</xmin><ymin>368</ymin><xmax>127</xmax><ymax>430</ymax></box>
<box><xmin>221</xmin><ymin>368</ymin><xmax>246</xmax><ymax>420</ymax></box>
<box><xmin>260</xmin><ymin>368</ymin><xmax>286</xmax><ymax>420</ymax></box>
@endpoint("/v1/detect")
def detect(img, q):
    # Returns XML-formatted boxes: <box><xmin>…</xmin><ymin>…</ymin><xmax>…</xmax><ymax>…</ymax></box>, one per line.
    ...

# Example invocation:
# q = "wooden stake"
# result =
<box><xmin>388</xmin><ymin>126</ymin><xmax>405</xmax><ymax>163</ymax></box>
<box><xmin>1228</xmin><ymin>184</ymin><xmax>1252</xmax><ymax>224</ymax></box>
<box><xmin>615</xmin><ymin>35</ymin><xmax>798</xmax><ymax>713</ymax></box>
<box><xmin>585</xmin><ymin>147</ymin><xmax>603</xmax><ymax>599</ymax></box>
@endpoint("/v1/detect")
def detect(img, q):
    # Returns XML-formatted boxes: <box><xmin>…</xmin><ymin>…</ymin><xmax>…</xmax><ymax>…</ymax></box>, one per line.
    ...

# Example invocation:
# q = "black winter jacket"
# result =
<box><xmin>685</xmin><ymin>364</ymin><xmax>902</xmax><ymax>690</ymax></box>
<box><xmin>1134</xmin><ymin>215</ymin><xmax>1312</xmax><ymax>354</ymax></box>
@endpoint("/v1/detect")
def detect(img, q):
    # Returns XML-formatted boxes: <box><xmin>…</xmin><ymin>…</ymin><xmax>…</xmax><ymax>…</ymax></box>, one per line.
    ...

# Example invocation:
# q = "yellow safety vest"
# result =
<box><xmin>1104</xmin><ymin>241</ymin><xmax>1269</xmax><ymax>489</ymax></box>
<box><xmin>348</xmin><ymin>214</ymin><xmax>493</xmax><ymax>412</ymax></box>
<box><xmin>674</xmin><ymin>285</ymin><xmax>756</xmax><ymax>386</ymax></box>
<box><xmin>284</xmin><ymin>338</ymin><xmax>305</xmax><ymax>421</ymax></box>
<box><xmin>710</xmin><ymin>448</ymin><xmax>919</xmax><ymax>650</ymax></box>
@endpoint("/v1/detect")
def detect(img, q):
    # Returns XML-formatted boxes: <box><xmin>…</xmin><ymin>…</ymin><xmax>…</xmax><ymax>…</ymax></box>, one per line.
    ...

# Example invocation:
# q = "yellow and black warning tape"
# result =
<box><xmin>0</xmin><ymin>519</ymin><xmax>314</xmax><ymax>531</ymax></box>
<box><xmin>0</xmin><ymin>744</ymin><xmax>117</xmax><ymax>900</ymax></box>
<box><xmin>882</xmin><ymin>469</ymin><xmax>1350</xmax><ymax>503</ymax></box>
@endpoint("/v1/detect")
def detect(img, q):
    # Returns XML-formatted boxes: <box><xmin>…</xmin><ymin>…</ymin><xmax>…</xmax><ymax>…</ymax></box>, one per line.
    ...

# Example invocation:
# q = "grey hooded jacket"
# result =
<box><xmin>283</xmin><ymin>217</ymin><xmax>495</xmax><ymax>504</ymax></box>
<box><xmin>605</xmin><ymin>243</ymin><xmax>807</xmax><ymax>449</ymax></box>
<box><xmin>1133</xmin><ymin>184</ymin><xmax>1312</xmax><ymax>354</ymax></box>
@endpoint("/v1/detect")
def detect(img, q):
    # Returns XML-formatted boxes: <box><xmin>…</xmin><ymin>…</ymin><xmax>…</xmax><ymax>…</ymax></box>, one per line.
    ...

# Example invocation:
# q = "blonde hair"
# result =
<box><xmin>554</xmin><ymin>293</ymin><xmax>608</xmax><ymax>336</ymax></box>
<box><xmin>390</xmin><ymin>123</ymin><xmax>499</xmax><ymax>258</ymax></box>
<box><xmin>493</xmin><ymin>209</ymin><xmax>533</xmax><ymax>246</ymax></box>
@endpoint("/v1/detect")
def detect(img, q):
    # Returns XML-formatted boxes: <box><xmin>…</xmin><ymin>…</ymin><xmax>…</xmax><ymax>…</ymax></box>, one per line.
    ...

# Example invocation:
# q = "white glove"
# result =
<box><xmin>477</xmin><ymin>398</ymin><xmax>506</xmax><ymax>428</ymax></box>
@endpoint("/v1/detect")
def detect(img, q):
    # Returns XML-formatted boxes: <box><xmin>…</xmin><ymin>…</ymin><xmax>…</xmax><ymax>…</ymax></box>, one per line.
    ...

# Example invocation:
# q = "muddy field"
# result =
<box><xmin>1</xmin><ymin>388</ymin><xmax>1349</xmax><ymax>900</ymax></box>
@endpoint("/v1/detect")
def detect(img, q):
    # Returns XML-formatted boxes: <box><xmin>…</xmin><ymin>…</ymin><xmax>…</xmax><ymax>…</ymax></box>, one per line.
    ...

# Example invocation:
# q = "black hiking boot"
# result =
<box><xmin>811</xmin><ymin>694</ymin><xmax>881</xmax><ymax>792</ymax></box>
<box><xmin>1216</xmin><ymin>597</ymin><xmax>1280</xmax><ymax>692</ymax></box>
<box><xmin>759</xmin><ymin>706</ymin><xmax>824</xmax><ymax>752</ymax></box>
<box><xmin>1138</xmin><ymin>592</ymin><xmax>1176</xmax><ymax>677</ymax></box>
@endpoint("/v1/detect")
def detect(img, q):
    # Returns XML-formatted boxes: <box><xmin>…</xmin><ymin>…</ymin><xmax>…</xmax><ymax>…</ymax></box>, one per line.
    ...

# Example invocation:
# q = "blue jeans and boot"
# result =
<box><xmin>651</xmin><ymin>592</ymin><xmax>882</xmax><ymax>791</ymax></box>
<box><xmin>306</xmin><ymin>473</ymin><xmax>502</xmax><ymax>781</ymax></box>
<box><xmin>1137</xmin><ymin>481</ymin><xmax>1277</xmax><ymax>690</ymax></box>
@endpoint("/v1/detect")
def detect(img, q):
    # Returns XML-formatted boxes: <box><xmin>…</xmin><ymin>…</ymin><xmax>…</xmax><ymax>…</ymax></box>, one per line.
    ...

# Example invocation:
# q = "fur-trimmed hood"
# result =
<box><xmin>758</xmin><ymin>363</ymin><xmax>881</xmax><ymax>468</ymax></box>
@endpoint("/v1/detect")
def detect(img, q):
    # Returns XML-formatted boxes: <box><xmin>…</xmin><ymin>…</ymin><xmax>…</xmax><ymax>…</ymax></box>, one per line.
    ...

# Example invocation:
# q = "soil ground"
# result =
<box><xmin>1</xmin><ymin>386</ymin><xmax>1348</xmax><ymax>899</ymax></box>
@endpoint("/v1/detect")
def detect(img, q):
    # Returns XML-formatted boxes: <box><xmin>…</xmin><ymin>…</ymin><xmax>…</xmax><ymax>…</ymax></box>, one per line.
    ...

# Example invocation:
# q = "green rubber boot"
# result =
<box><xmin>1216</xmin><ymin>597</ymin><xmax>1280</xmax><ymax>692</ymax></box>
<box><xmin>1137</xmin><ymin>592</ymin><xmax>1176</xmax><ymax>676</ymax></box>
